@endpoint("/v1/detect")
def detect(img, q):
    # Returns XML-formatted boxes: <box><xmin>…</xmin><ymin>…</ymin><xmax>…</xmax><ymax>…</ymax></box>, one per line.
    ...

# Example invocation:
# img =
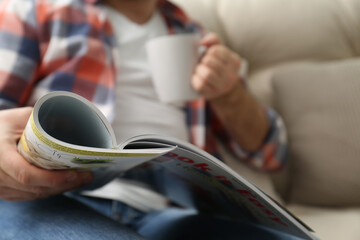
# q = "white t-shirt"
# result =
<box><xmin>104</xmin><ymin>7</ymin><xmax>189</xmax><ymax>144</ymax></box>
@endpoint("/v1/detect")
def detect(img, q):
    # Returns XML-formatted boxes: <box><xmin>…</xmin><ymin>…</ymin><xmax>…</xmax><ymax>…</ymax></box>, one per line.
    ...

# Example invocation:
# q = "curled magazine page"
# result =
<box><xmin>17</xmin><ymin>92</ymin><xmax>173</xmax><ymax>171</ymax></box>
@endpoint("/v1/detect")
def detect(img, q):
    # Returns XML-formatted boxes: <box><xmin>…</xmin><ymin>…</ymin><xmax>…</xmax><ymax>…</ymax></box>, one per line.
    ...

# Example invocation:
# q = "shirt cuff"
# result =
<box><xmin>229</xmin><ymin>108</ymin><xmax>288</xmax><ymax>171</ymax></box>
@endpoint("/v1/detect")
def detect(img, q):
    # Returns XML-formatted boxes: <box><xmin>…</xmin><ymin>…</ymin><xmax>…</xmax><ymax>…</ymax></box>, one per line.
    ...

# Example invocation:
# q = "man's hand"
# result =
<box><xmin>191</xmin><ymin>32</ymin><xmax>269</xmax><ymax>152</ymax></box>
<box><xmin>191</xmin><ymin>33</ymin><xmax>242</xmax><ymax>100</ymax></box>
<box><xmin>0</xmin><ymin>107</ymin><xmax>93</xmax><ymax>201</ymax></box>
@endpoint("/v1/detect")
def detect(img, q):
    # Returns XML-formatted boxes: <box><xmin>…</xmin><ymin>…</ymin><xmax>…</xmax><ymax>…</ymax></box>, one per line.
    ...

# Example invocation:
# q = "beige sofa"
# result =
<box><xmin>172</xmin><ymin>0</ymin><xmax>360</xmax><ymax>239</ymax></box>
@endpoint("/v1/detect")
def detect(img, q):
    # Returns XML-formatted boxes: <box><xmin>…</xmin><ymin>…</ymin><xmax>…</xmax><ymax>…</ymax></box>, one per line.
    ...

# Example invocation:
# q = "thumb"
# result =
<box><xmin>0</xmin><ymin>107</ymin><xmax>33</xmax><ymax>143</ymax></box>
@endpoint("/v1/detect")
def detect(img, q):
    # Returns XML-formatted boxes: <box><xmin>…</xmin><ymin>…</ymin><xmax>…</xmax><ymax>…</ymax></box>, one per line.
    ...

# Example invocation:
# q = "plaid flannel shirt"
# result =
<box><xmin>0</xmin><ymin>0</ymin><xmax>287</xmax><ymax>171</ymax></box>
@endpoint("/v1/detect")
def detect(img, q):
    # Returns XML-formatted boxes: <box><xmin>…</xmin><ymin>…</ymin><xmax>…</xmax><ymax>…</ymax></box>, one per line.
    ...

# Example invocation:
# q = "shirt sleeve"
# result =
<box><xmin>0</xmin><ymin>0</ymin><xmax>40</xmax><ymax>109</ymax></box>
<box><xmin>226</xmin><ymin>108</ymin><xmax>288</xmax><ymax>171</ymax></box>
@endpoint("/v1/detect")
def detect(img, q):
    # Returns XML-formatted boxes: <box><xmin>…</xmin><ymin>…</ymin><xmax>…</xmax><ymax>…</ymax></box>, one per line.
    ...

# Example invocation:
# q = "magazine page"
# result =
<box><xmin>124</xmin><ymin>135</ymin><xmax>315</xmax><ymax>240</ymax></box>
<box><xmin>18</xmin><ymin>92</ymin><xmax>173</xmax><ymax>171</ymax></box>
<box><xmin>81</xmin><ymin>178</ymin><xmax>170</xmax><ymax>213</ymax></box>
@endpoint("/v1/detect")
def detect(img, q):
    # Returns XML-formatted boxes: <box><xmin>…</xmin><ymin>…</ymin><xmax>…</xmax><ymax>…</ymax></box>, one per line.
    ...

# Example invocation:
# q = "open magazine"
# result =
<box><xmin>18</xmin><ymin>91</ymin><xmax>316</xmax><ymax>240</ymax></box>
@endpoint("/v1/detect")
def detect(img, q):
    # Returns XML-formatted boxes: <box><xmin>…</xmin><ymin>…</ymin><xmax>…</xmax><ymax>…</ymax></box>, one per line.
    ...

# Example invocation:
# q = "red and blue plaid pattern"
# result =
<box><xmin>0</xmin><ymin>0</ymin><xmax>287</xmax><ymax>171</ymax></box>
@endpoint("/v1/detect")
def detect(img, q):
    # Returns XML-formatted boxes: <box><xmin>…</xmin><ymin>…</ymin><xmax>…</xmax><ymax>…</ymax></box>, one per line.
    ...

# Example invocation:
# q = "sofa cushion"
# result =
<box><xmin>273</xmin><ymin>59</ymin><xmax>360</xmax><ymax>206</ymax></box>
<box><xmin>217</xmin><ymin>0</ymin><xmax>360</xmax><ymax>71</ymax></box>
<box><xmin>173</xmin><ymin>0</ymin><xmax>360</xmax><ymax>72</ymax></box>
<box><xmin>288</xmin><ymin>205</ymin><xmax>360</xmax><ymax>240</ymax></box>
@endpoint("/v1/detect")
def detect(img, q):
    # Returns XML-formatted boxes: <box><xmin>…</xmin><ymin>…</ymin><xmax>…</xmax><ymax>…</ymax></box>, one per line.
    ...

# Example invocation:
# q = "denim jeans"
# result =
<box><xmin>0</xmin><ymin>168</ymin><xmax>311</xmax><ymax>240</ymax></box>
<box><xmin>0</xmin><ymin>193</ymin><xmax>309</xmax><ymax>240</ymax></box>
<box><xmin>0</xmin><ymin>195</ymin><xmax>145</xmax><ymax>240</ymax></box>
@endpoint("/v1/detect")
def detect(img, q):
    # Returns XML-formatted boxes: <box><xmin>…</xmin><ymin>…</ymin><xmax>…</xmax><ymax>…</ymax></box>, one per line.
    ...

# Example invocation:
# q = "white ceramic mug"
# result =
<box><xmin>146</xmin><ymin>33</ymin><xmax>203</xmax><ymax>105</ymax></box>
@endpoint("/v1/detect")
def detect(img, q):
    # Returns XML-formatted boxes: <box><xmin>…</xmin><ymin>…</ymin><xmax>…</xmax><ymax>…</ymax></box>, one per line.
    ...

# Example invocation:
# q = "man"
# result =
<box><xmin>0</xmin><ymin>0</ymin><xmax>287</xmax><ymax>239</ymax></box>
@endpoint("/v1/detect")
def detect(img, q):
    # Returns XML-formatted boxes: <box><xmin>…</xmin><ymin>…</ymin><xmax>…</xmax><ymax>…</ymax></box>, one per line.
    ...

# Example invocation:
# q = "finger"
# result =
<box><xmin>0</xmin><ymin>107</ymin><xmax>33</xmax><ymax>141</ymax></box>
<box><xmin>230</xmin><ymin>52</ymin><xmax>242</xmax><ymax>72</ymax></box>
<box><xmin>0</xmin><ymin>168</ymin><xmax>91</xmax><ymax>201</ymax></box>
<box><xmin>0</xmin><ymin>165</ymin><xmax>87</xmax><ymax>198</ymax></box>
<box><xmin>10</xmin><ymin>107</ymin><xmax>33</xmax><ymax>135</ymax></box>
<box><xmin>0</xmin><ymin>186</ymin><xmax>41</xmax><ymax>202</ymax></box>
<box><xmin>207</xmin><ymin>45</ymin><xmax>242</xmax><ymax>74</ymax></box>
<box><xmin>192</xmin><ymin>74</ymin><xmax>218</xmax><ymax>97</ymax></box>
<box><xmin>0</xmin><ymin>144</ymin><xmax>93</xmax><ymax>188</ymax></box>
<box><xmin>200</xmin><ymin>32</ymin><xmax>221</xmax><ymax>47</ymax></box>
<box><xmin>202</xmin><ymin>51</ymin><xmax>242</xmax><ymax>85</ymax></box>
<box><xmin>201</xmin><ymin>55</ymin><xmax>224</xmax><ymax>74</ymax></box>
<box><xmin>0</xmin><ymin>167</ymin><xmax>49</xmax><ymax>194</ymax></box>
<box><xmin>194</xmin><ymin>64</ymin><xmax>223</xmax><ymax>91</ymax></box>
<box><xmin>206</xmin><ymin>45</ymin><xmax>232</xmax><ymax>66</ymax></box>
